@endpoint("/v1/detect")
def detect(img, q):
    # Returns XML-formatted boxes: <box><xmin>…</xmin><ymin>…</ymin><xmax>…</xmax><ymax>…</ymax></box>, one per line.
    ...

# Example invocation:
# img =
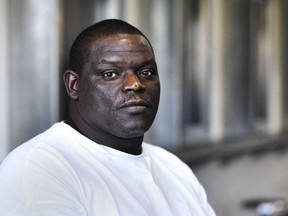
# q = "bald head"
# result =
<box><xmin>68</xmin><ymin>19</ymin><xmax>153</xmax><ymax>76</ymax></box>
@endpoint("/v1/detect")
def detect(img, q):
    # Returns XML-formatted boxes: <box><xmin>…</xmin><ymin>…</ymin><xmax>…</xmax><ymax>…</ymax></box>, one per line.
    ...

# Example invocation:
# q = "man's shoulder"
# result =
<box><xmin>0</xmin><ymin>121</ymin><xmax>82</xmax><ymax>191</ymax></box>
<box><xmin>0</xmin><ymin>122</ymin><xmax>66</xmax><ymax>168</ymax></box>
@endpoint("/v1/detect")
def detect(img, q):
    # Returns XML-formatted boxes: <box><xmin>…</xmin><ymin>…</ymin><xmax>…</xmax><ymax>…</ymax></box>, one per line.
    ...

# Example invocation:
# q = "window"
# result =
<box><xmin>172</xmin><ymin>0</ymin><xmax>288</xmax><ymax>164</ymax></box>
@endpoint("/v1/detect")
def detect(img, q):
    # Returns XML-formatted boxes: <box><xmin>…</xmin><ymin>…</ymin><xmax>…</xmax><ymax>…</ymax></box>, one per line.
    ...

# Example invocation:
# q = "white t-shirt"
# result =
<box><xmin>0</xmin><ymin>122</ymin><xmax>215</xmax><ymax>216</ymax></box>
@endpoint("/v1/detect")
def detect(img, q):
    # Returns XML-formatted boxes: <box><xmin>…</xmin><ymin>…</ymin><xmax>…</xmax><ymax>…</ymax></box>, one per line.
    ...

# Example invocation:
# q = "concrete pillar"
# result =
<box><xmin>0</xmin><ymin>0</ymin><xmax>10</xmax><ymax>160</ymax></box>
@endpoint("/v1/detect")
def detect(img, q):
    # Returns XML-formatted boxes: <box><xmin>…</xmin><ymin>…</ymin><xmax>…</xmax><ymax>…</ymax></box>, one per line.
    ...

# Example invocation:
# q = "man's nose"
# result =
<box><xmin>122</xmin><ymin>72</ymin><xmax>146</xmax><ymax>93</ymax></box>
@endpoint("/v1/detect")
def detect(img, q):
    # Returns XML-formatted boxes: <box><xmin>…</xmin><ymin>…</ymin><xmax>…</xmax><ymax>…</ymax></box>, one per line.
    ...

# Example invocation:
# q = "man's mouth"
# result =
<box><xmin>119</xmin><ymin>99</ymin><xmax>151</xmax><ymax>113</ymax></box>
<box><xmin>120</xmin><ymin>99</ymin><xmax>150</xmax><ymax>108</ymax></box>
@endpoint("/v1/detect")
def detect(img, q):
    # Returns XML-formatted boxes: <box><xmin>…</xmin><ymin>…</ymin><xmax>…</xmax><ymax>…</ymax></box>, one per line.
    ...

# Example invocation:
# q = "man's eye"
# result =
<box><xmin>103</xmin><ymin>71</ymin><xmax>117</xmax><ymax>78</ymax></box>
<box><xmin>140</xmin><ymin>69</ymin><xmax>153</xmax><ymax>76</ymax></box>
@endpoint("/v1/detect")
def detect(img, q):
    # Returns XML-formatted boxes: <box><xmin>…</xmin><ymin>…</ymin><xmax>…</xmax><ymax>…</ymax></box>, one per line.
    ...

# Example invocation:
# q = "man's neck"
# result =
<box><xmin>64</xmin><ymin>116</ymin><xmax>143</xmax><ymax>155</ymax></box>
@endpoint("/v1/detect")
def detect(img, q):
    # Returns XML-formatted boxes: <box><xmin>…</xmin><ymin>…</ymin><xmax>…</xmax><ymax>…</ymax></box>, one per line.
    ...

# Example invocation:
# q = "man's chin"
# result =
<box><xmin>117</xmin><ymin>130</ymin><xmax>147</xmax><ymax>139</ymax></box>
<box><xmin>111</xmin><ymin>117</ymin><xmax>154</xmax><ymax>138</ymax></box>
<box><xmin>114</xmin><ymin>126</ymin><xmax>150</xmax><ymax>139</ymax></box>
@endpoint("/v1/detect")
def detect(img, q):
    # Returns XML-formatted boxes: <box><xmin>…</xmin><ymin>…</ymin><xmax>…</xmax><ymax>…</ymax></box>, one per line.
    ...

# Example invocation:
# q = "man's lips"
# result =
<box><xmin>119</xmin><ymin>99</ymin><xmax>151</xmax><ymax>110</ymax></box>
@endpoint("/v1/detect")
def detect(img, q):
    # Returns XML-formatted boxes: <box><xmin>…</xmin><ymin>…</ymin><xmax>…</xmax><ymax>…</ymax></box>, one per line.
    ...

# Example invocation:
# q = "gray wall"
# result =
<box><xmin>0</xmin><ymin>0</ymin><xmax>61</xmax><ymax>154</ymax></box>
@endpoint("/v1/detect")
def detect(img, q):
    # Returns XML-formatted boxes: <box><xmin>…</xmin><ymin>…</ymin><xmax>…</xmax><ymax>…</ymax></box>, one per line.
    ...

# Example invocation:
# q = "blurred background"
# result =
<box><xmin>0</xmin><ymin>0</ymin><xmax>288</xmax><ymax>215</ymax></box>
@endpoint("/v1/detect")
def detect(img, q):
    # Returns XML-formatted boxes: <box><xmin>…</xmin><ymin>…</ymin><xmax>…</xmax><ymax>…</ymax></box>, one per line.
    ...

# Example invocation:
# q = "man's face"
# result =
<box><xmin>77</xmin><ymin>34</ymin><xmax>160</xmax><ymax>138</ymax></box>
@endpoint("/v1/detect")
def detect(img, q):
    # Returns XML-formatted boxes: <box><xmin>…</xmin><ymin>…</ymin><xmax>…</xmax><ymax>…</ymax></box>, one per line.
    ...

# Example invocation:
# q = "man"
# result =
<box><xmin>0</xmin><ymin>19</ymin><xmax>215</xmax><ymax>216</ymax></box>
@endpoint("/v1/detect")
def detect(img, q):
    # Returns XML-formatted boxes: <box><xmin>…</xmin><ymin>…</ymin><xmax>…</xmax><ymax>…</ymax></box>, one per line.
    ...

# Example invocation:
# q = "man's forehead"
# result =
<box><xmin>91</xmin><ymin>33</ymin><xmax>153</xmax><ymax>54</ymax></box>
<box><xmin>98</xmin><ymin>50</ymin><xmax>155</xmax><ymax>64</ymax></box>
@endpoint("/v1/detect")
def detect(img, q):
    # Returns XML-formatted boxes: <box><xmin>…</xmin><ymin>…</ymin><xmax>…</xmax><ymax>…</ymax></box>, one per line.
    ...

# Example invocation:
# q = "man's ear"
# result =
<box><xmin>63</xmin><ymin>70</ymin><xmax>80</xmax><ymax>100</ymax></box>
